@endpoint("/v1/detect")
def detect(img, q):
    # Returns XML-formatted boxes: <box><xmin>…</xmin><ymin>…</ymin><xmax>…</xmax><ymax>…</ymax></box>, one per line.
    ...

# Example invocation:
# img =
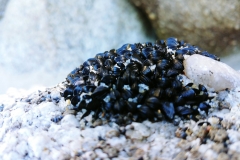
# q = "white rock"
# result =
<box><xmin>2</xmin><ymin>151</ymin><xmax>22</xmax><ymax>160</ymax></box>
<box><xmin>60</xmin><ymin>114</ymin><xmax>80</xmax><ymax>128</ymax></box>
<box><xmin>16</xmin><ymin>141</ymin><xmax>28</xmax><ymax>156</ymax></box>
<box><xmin>132</xmin><ymin>122</ymin><xmax>151</xmax><ymax>137</ymax></box>
<box><xmin>27</xmin><ymin>135</ymin><xmax>52</xmax><ymax>158</ymax></box>
<box><xmin>184</xmin><ymin>54</ymin><xmax>240</xmax><ymax>91</ymax></box>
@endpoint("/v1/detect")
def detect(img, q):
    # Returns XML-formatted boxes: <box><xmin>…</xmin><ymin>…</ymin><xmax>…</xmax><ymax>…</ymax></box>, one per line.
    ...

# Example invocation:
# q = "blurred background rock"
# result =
<box><xmin>0</xmin><ymin>0</ymin><xmax>239</xmax><ymax>94</ymax></box>
<box><xmin>130</xmin><ymin>0</ymin><xmax>240</xmax><ymax>56</ymax></box>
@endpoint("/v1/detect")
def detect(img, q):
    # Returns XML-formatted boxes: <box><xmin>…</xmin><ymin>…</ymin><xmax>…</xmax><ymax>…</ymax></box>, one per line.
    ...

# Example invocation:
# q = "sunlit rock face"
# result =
<box><xmin>184</xmin><ymin>54</ymin><xmax>240</xmax><ymax>91</ymax></box>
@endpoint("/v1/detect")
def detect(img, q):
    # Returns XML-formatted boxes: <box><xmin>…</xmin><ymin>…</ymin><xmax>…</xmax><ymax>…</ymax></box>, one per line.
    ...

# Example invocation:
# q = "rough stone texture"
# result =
<box><xmin>130</xmin><ymin>0</ymin><xmax>240</xmax><ymax>56</ymax></box>
<box><xmin>1</xmin><ymin>76</ymin><xmax>240</xmax><ymax>159</ymax></box>
<box><xmin>0</xmin><ymin>0</ymin><xmax>155</xmax><ymax>94</ymax></box>
<box><xmin>184</xmin><ymin>54</ymin><xmax>240</xmax><ymax>91</ymax></box>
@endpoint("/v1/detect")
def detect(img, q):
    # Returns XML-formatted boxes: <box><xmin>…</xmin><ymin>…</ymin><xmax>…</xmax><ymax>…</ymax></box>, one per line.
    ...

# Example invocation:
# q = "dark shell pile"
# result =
<box><xmin>61</xmin><ymin>37</ymin><xmax>219</xmax><ymax>124</ymax></box>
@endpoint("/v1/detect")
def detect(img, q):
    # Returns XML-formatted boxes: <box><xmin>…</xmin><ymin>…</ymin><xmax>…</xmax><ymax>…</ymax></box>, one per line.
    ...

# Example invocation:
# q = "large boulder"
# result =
<box><xmin>0</xmin><ymin>0</ymin><xmax>155</xmax><ymax>93</ymax></box>
<box><xmin>130</xmin><ymin>0</ymin><xmax>240</xmax><ymax>56</ymax></box>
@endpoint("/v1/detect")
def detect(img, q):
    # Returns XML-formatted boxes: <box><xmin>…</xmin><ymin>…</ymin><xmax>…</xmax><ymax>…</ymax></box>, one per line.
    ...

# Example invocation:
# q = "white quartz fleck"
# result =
<box><xmin>61</xmin><ymin>114</ymin><xmax>80</xmax><ymax>128</ymax></box>
<box><xmin>27</xmin><ymin>135</ymin><xmax>52</xmax><ymax>158</ymax></box>
<box><xmin>123</xmin><ymin>85</ymin><xmax>131</xmax><ymax>90</ymax></box>
<box><xmin>138</xmin><ymin>83</ymin><xmax>149</xmax><ymax>93</ymax></box>
<box><xmin>184</xmin><ymin>54</ymin><xmax>240</xmax><ymax>91</ymax></box>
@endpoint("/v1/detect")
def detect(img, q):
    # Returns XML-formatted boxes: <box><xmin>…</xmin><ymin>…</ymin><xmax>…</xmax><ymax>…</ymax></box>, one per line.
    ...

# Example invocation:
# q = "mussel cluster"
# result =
<box><xmin>61</xmin><ymin>37</ymin><xmax>219</xmax><ymax>123</ymax></box>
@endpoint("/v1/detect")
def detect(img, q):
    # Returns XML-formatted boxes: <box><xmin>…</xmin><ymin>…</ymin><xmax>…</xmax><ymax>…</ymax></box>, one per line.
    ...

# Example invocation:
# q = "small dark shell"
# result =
<box><xmin>102</xmin><ymin>101</ymin><xmax>113</xmax><ymax>111</ymax></box>
<box><xmin>121</xmin><ymin>89</ymin><xmax>134</xmax><ymax>100</ymax></box>
<box><xmin>142</xmin><ymin>66</ymin><xmax>153</xmax><ymax>77</ymax></box>
<box><xmin>176</xmin><ymin>106</ymin><xmax>194</xmax><ymax>116</ymax></box>
<box><xmin>104</xmin><ymin>59</ymin><xmax>114</xmax><ymax>70</ymax></box>
<box><xmin>51</xmin><ymin>115</ymin><xmax>63</xmax><ymax>123</ymax></box>
<box><xmin>73</xmin><ymin>86</ymin><xmax>82</xmax><ymax>96</ymax></box>
<box><xmin>100</xmin><ymin>75</ymin><xmax>116</xmax><ymax>85</ymax></box>
<box><xmin>167</xmin><ymin>69</ymin><xmax>179</xmax><ymax>77</ymax></box>
<box><xmin>126</xmin><ymin>101</ymin><xmax>138</xmax><ymax>112</ymax></box>
<box><xmin>165</xmin><ymin>88</ymin><xmax>176</xmax><ymax>99</ymax></box>
<box><xmin>138</xmin><ymin>74</ymin><xmax>152</xmax><ymax>86</ymax></box>
<box><xmin>86</xmin><ymin>98</ymin><xmax>99</xmax><ymax>110</ymax></box>
<box><xmin>117</xmin><ymin>62</ymin><xmax>125</xmax><ymax>70</ymax></box>
<box><xmin>156</xmin><ymin>39</ymin><xmax>166</xmax><ymax>46</ymax></box>
<box><xmin>172</xmin><ymin>79</ymin><xmax>182</xmax><ymax>90</ymax></box>
<box><xmin>173</xmin><ymin>59</ymin><xmax>184</xmax><ymax>70</ymax></box>
<box><xmin>91</xmin><ymin>86</ymin><xmax>109</xmax><ymax>100</ymax></box>
<box><xmin>199</xmin><ymin>102</ymin><xmax>211</xmax><ymax>115</ymax></box>
<box><xmin>114</xmin><ymin>99</ymin><xmax>127</xmax><ymax>113</ymax></box>
<box><xmin>143</xmin><ymin>59</ymin><xmax>154</xmax><ymax>66</ymax></box>
<box><xmin>114</xmin><ymin>55</ymin><xmax>126</xmax><ymax>63</ymax></box>
<box><xmin>160</xmin><ymin>102</ymin><xmax>175</xmax><ymax>120</ymax></box>
<box><xmin>174</xmin><ymin>95</ymin><xmax>185</xmax><ymax>105</ymax></box>
<box><xmin>141</xmin><ymin>47</ymin><xmax>153</xmax><ymax>59</ymax></box>
<box><xmin>82</xmin><ymin>66</ymin><xmax>90</xmax><ymax>75</ymax></box>
<box><xmin>82</xmin><ymin>85</ymin><xmax>96</xmax><ymax>93</ymax></box>
<box><xmin>63</xmin><ymin>88</ymin><xmax>73</xmax><ymax>99</ymax></box>
<box><xmin>201</xmin><ymin>51</ymin><xmax>220</xmax><ymax>61</ymax></box>
<box><xmin>199</xmin><ymin>84</ymin><xmax>208</xmax><ymax>92</ymax></box>
<box><xmin>157</xmin><ymin>77</ymin><xmax>171</xmax><ymax>88</ymax></box>
<box><xmin>71</xmin><ymin>95</ymin><xmax>80</xmax><ymax>106</ymax></box>
<box><xmin>112</xmin><ymin>66</ymin><xmax>122</xmax><ymax>76</ymax></box>
<box><xmin>149</xmin><ymin>87</ymin><xmax>165</xmax><ymax>99</ymax></box>
<box><xmin>137</xmin><ymin>92</ymin><xmax>148</xmax><ymax>104</ymax></box>
<box><xmin>109</xmin><ymin>89</ymin><xmax>121</xmax><ymax>100</ymax></box>
<box><xmin>138</xmin><ymin>105</ymin><xmax>154</xmax><ymax>119</ymax></box>
<box><xmin>175</xmin><ymin>51</ymin><xmax>184</xmax><ymax>61</ymax></box>
<box><xmin>83</xmin><ymin>58</ymin><xmax>99</xmax><ymax>67</ymax></box>
<box><xmin>151</xmin><ymin>50</ymin><xmax>165</xmax><ymax>62</ymax></box>
<box><xmin>116</xmin><ymin>77</ymin><xmax>124</xmax><ymax>90</ymax></box>
<box><xmin>166</xmin><ymin>37</ymin><xmax>178</xmax><ymax>50</ymax></box>
<box><xmin>145</xmin><ymin>97</ymin><xmax>161</xmax><ymax>110</ymax></box>
<box><xmin>181</xmin><ymin>88</ymin><xmax>196</xmax><ymax>100</ymax></box>
<box><xmin>156</xmin><ymin>59</ymin><xmax>170</xmax><ymax>70</ymax></box>
<box><xmin>131</xmin><ymin>52</ymin><xmax>143</xmax><ymax>65</ymax></box>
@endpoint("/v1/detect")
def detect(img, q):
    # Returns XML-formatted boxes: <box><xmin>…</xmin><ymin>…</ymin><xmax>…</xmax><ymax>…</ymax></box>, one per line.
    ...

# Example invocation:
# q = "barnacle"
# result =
<box><xmin>61</xmin><ymin>37</ymin><xmax>219</xmax><ymax>125</ymax></box>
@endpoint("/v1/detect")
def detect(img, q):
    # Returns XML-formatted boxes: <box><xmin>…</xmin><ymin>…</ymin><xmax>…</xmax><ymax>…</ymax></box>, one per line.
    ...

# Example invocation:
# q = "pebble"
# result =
<box><xmin>184</xmin><ymin>54</ymin><xmax>240</xmax><ymax>91</ymax></box>
<box><xmin>106</xmin><ymin>129</ymin><xmax>120</xmax><ymax>138</ymax></box>
<box><xmin>61</xmin><ymin>114</ymin><xmax>80</xmax><ymax>128</ymax></box>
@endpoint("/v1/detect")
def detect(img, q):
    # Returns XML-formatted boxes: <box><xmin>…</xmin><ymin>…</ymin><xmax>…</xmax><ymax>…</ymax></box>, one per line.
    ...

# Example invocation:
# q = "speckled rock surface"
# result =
<box><xmin>1</xmin><ymin>73</ymin><xmax>240</xmax><ymax>159</ymax></box>
<box><xmin>130</xmin><ymin>0</ymin><xmax>240</xmax><ymax>56</ymax></box>
<box><xmin>0</xmin><ymin>0</ymin><xmax>155</xmax><ymax>94</ymax></box>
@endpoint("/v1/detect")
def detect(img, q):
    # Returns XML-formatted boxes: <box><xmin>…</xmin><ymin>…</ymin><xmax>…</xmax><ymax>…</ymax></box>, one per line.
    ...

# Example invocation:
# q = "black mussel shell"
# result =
<box><xmin>91</xmin><ymin>86</ymin><xmax>109</xmax><ymax>99</ymax></box>
<box><xmin>181</xmin><ymin>88</ymin><xmax>196</xmax><ymax>100</ymax></box>
<box><xmin>160</xmin><ymin>102</ymin><xmax>175</xmax><ymax>120</ymax></box>
<box><xmin>176</xmin><ymin>106</ymin><xmax>194</xmax><ymax>116</ymax></box>
<box><xmin>156</xmin><ymin>59</ymin><xmax>170</xmax><ymax>70</ymax></box>
<box><xmin>145</xmin><ymin>97</ymin><xmax>161</xmax><ymax>110</ymax></box>
<box><xmin>149</xmin><ymin>88</ymin><xmax>165</xmax><ymax>99</ymax></box>
<box><xmin>157</xmin><ymin>77</ymin><xmax>171</xmax><ymax>88</ymax></box>
<box><xmin>63</xmin><ymin>88</ymin><xmax>73</xmax><ymax>99</ymax></box>
<box><xmin>71</xmin><ymin>95</ymin><xmax>80</xmax><ymax>106</ymax></box>
<box><xmin>199</xmin><ymin>102</ymin><xmax>211</xmax><ymax>115</ymax></box>
<box><xmin>141</xmin><ymin>47</ymin><xmax>153</xmax><ymax>59</ymax></box>
<box><xmin>166</xmin><ymin>37</ymin><xmax>179</xmax><ymax>50</ymax></box>
<box><xmin>138</xmin><ymin>105</ymin><xmax>154</xmax><ymax>120</ymax></box>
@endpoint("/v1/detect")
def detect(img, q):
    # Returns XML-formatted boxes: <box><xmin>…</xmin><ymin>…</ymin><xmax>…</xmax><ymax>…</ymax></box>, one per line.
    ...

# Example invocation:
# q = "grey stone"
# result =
<box><xmin>130</xmin><ymin>0</ymin><xmax>240</xmax><ymax>56</ymax></box>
